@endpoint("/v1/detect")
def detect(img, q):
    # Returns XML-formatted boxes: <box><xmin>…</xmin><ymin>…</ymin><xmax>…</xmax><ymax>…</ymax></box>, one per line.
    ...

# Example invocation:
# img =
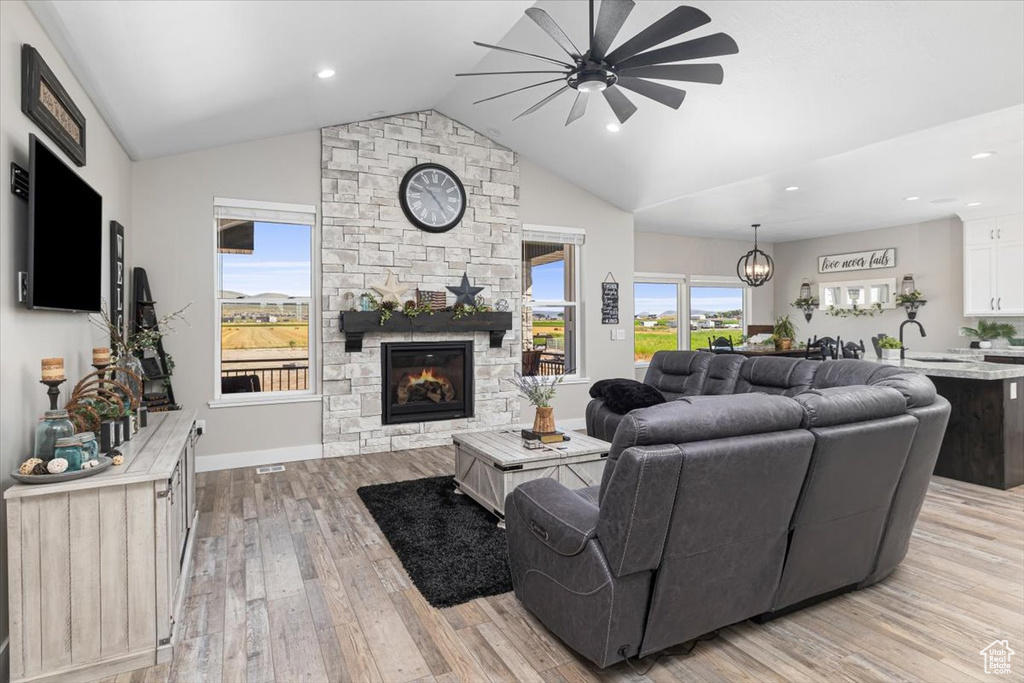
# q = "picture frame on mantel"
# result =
<box><xmin>21</xmin><ymin>44</ymin><xmax>87</xmax><ymax>167</ymax></box>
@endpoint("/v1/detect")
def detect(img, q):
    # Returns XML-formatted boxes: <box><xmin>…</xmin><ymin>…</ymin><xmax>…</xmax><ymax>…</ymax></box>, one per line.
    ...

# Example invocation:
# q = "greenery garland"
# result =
<box><xmin>366</xmin><ymin>293</ymin><xmax>494</xmax><ymax>325</ymax></box>
<box><xmin>826</xmin><ymin>302</ymin><xmax>884</xmax><ymax>317</ymax></box>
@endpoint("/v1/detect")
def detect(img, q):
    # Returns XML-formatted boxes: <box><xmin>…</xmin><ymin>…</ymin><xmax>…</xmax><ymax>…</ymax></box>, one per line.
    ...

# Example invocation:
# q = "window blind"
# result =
<box><xmin>523</xmin><ymin>227</ymin><xmax>585</xmax><ymax>246</ymax></box>
<box><xmin>214</xmin><ymin>200</ymin><xmax>316</xmax><ymax>226</ymax></box>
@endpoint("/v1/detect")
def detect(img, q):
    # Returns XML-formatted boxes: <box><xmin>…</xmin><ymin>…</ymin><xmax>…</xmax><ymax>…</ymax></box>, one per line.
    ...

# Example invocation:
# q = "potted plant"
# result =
<box><xmin>773</xmin><ymin>315</ymin><xmax>798</xmax><ymax>350</ymax></box>
<box><xmin>878</xmin><ymin>336</ymin><xmax>903</xmax><ymax>360</ymax></box>
<box><xmin>960</xmin><ymin>320</ymin><xmax>1018</xmax><ymax>349</ymax></box>
<box><xmin>506</xmin><ymin>371</ymin><xmax>564</xmax><ymax>434</ymax></box>
<box><xmin>895</xmin><ymin>290</ymin><xmax>927</xmax><ymax>319</ymax></box>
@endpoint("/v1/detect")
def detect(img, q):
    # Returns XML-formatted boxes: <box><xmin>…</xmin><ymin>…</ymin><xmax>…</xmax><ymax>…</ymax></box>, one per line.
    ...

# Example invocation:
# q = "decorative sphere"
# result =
<box><xmin>20</xmin><ymin>458</ymin><xmax>42</xmax><ymax>475</ymax></box>
<box><xmin>32</xmin><ymin>463</ymin><xmax>49</xmax><ymax>475</ymax></box>
<box><xmin>495</xmin><ymin>299</ymin><xmax>509</xmax><ymax>312</ymax></box>
<box><xmin>112</xmin><ymin>454</ymin><xmax>125</xmax><ymax>466</ymax></box>
<box><xmin>47</xmin><ymin>458</ymin><xmax>69</xmax><ymax>474</ymax></box>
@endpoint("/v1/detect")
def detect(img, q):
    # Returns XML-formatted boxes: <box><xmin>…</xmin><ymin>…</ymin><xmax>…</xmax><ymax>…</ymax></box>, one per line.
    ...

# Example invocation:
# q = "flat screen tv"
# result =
<box><xmin>28</xmin><ymin>133</ymin><xmax>102</xmax><ymax>312</ymax></box>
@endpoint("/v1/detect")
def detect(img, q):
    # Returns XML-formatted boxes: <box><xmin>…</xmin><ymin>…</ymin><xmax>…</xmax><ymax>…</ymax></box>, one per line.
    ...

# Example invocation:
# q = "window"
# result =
<box><xmin>689</xmin><ymin>283</ymin><xmax>746</xmax><ymax>351</ymax></box>
<box><xmin>634</xmin><ymin>281</ymin><xmax>681</xmax><ymax>363</ymax></box>
<box><xmin>214</xmin><ymin>198</ymin><xmax>316</xmax><ymax>401</ymax></box>
<box><xmin>634</xmin><ymin>274</ymin><xmax>749</xmax><ymax>363</ymax></box>
<box><xmin>522</xmin><ymin>227</ymin><xmax>584</xmax><ymax>378</ymax></box>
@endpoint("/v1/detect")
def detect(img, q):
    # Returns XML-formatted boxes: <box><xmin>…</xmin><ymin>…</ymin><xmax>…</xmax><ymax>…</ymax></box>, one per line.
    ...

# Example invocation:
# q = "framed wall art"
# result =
<box><xmin>22</xmin><ymin>44</ymin><xmax>87</xmax><ymax>167</ymax></box>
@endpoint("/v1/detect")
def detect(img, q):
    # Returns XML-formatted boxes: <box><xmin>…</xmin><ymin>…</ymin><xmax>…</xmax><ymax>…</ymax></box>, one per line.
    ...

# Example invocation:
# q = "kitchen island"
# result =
<box><xmin>870</xmin><ymin>352</ymin><xmax>1022</xmax><ymax>489</ymax></box>
<box><xmin>948</xmin><ymin>346</ymin><xmax>1024</xmax><ymax>365</ymax></box>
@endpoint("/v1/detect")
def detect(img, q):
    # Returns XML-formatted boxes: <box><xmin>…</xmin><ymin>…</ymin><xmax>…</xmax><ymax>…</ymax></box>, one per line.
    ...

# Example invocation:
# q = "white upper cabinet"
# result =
<box><xmin>964</xmin><ymin>214</ymin><xmax>1024</xmax><ymax>316</ymax></box>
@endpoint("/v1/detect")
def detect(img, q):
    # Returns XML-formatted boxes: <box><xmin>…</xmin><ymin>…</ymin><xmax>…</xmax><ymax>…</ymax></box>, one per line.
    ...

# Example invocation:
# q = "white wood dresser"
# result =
<box><xmin>5</xmin><ymin>410</ymin><xmax>199</xmax><ymax>683</ymax></box>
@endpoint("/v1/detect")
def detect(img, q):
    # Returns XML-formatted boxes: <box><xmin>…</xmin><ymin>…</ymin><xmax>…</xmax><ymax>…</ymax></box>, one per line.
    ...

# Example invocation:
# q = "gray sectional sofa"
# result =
<box><xmin>506</xmin><ymin>351</ymin><xmax>950</xmax><ymax>668</ymax></box>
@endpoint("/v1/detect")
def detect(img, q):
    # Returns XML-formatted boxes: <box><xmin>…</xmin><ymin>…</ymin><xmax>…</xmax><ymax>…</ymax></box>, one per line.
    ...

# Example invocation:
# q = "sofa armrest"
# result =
<box><xmin>509</xmin><ymin>478</ymin><xmax>599</xmax><ymax>556</ymax></box>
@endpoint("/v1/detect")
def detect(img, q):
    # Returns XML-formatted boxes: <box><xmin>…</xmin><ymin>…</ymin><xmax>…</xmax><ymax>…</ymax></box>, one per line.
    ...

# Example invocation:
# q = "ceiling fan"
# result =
<box><xmin>456</xmin><ymin>0</ymin><xmax>739</xmax><ymax>126</ymax></box>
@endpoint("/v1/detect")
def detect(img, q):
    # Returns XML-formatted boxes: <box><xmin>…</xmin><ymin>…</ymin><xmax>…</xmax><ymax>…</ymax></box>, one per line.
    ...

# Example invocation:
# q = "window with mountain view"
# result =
<box><xmin>689</xmin><ymin>286</ymin><xmax>745</xmax><ymax>350</ymax></box>
<box><xmin>215</xmin><ymin>199</ymin><xmax>315</xmax><ymax>398</ymax></box>
<box><xmin>634</xmin><ymin>282</ymin><xmax>680</xmax><ymax>363</ymax></box>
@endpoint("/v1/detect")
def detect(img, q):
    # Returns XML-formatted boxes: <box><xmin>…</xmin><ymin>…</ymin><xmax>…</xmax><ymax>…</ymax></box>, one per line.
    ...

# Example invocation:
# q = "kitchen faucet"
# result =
<box><xmin>899</xmin><ymin>319</ymin><xmax>926</xmax><ymax>360</ymax></box>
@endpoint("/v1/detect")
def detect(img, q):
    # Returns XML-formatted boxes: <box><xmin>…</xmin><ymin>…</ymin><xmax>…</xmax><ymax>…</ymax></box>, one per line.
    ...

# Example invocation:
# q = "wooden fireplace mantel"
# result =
<box><xmin>338</xmin><ymin>311</ymin><xmax>514</xmax><ymax>352</ymax></box>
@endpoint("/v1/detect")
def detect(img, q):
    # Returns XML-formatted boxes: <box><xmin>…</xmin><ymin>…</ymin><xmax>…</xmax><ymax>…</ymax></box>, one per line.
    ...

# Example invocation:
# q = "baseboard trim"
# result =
<box><xmin>196</xmin><ymin>443</ymin><xmax>323</xmax><ymax>472</ymax></box>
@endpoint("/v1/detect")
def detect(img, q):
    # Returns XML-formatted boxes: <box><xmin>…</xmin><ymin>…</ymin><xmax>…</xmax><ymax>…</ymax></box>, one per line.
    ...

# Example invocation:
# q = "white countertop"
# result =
<box><xmin>868</xmin><ymin>352</ymin><xmax>1024</xmax><ymax>380</ymax></box>
<box><xmin>948</xmin><ymin>347</ymin><xmax>1024</xmax><ymax>358</ymax></box>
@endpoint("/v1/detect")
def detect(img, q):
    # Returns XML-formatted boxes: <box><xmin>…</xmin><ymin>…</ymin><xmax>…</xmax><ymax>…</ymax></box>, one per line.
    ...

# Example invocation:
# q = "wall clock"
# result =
<box><xmin>399</xmin><ymin>163</ymin><xmax>466</xmax><ymax>233</ymax></box>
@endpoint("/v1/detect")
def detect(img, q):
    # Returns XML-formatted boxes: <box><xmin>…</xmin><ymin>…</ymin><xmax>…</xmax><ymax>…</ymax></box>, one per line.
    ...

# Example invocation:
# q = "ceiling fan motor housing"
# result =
<box><xmin>569</xmin><ymin>62</ymin><xmax>617</xmax><ymax>92</ymax></box>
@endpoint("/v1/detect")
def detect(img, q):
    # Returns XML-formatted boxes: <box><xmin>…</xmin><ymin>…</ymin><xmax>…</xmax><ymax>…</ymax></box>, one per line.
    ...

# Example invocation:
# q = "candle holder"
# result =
<box><xmin>40</xmin><ymin>378</ymin><xmax>67</xmax><ymax>411</ymax></box>
<box><xmin>92</xmin><ymin>361</ymin><xmax>111</xmax><ymax>380</ymax></box>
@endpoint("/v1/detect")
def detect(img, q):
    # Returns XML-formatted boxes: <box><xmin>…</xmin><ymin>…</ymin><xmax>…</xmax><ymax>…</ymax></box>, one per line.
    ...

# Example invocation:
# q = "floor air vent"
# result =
<box><xmin>256</xmin><ymin>465</ymin><xmax>285</xmax><ymax>475</ymax></box>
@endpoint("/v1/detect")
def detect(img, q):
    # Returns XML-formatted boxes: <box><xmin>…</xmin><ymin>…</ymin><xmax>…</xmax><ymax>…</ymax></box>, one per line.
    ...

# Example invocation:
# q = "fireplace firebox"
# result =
<box><xmin>381</xmin><ymin>341</ymin><xmax>474</xmax><ymax>425</ymax></box>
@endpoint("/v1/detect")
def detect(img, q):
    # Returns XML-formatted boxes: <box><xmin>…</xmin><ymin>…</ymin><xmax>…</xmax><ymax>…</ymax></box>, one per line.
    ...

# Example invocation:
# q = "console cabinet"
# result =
<box><xmin>964</xmin><ymin>214</ymin><xmax>1024</xmax><ymax>316</ymax></box>
<box><xmin>5</xmin><ymin>410</ymin><xmax>199</xmax><ymax>683</ymax></box>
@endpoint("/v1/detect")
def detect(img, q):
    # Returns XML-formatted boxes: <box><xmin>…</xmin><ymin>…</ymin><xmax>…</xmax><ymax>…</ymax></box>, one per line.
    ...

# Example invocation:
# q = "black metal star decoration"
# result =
<box><xmin>447</xmin><ymin>272</ymin><xmax>484</xmax><ymax>307</ymax></box>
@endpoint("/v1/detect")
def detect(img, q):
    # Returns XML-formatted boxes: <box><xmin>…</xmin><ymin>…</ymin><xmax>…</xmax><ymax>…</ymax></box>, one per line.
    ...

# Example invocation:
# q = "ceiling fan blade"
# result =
<box><xmin>615</xmin><ymin>33</ymin><xmax>739</xmax><ymax>70</ymax></box>
<box><xmin>513</xmin><ymin>86</ymin><xmax>571</xmax><ymax>121</ymax></box>
<box><xmin>525</xmin><ymin>8</ymin><xmax>582</xmax><ymax>59</ymax></box>
<box><xmin>591</xmin><ymin>0</ymin><xmax>635</xmax><ymax>61</ymax></box>
<box><xmin>616</xmin><ymin>64</ymin><xmax>724</xmax><ymax>85</ymax></box>
<box><xmin>605</xmin><ymin>6</ymin><xmax>711</xmax><ymax>64</ymax></box>
<box><xmin>456</xmin><ymin>70</ymin><xmax>570</xmax><ymax>77</ymax></box>
<box><xmin>616</xmin><ymin>76</ymin><xmax>686</xmax><ymax>108</ymax></box>
<box><xmin>473</xmin><ymin>78</ymin><xmax>568</xmax><ymax>105</ymax></box>
<box><xmin>602</xmin><ymin>86</ymin><xmax>638</xmax><ymax>124</ymax></box>
<box><xmin>473</xmin><ymin>41</ymin><xmax>572</xmax><ymax>68</ymax></box>
<box><xmin>565</xmin><ymin>92</ymin><xmax>589</xmax><ymax>126</ymax></box>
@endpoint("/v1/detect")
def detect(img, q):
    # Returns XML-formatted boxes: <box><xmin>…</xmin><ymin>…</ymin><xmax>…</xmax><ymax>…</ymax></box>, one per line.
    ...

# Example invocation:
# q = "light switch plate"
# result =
<box><xmin>1012</xmin><ymin>382</ymin><xmax>1018</xmax><ymax>400</ymax></box>
<box><xmin>616</xmin><ymin>329</ymin><xmax>626</xmax><ymax>340</ymax></box>
<box><xmin>610</xmin><ymin>329</ymin><xmax>617</xmax><ymax>341</ymax></box>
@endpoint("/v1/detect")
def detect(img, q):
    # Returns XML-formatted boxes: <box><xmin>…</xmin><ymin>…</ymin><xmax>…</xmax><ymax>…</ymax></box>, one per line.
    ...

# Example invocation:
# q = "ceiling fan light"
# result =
<box><xmin>577</xmin><ymin>79</ymin><xmax>608</xmax><ymax>93</ymax></box>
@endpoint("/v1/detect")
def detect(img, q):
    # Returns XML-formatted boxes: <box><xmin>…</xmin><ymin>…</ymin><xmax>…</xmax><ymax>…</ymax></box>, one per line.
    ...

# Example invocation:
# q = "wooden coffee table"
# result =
<box><xmin>453</xmin><ymin>429</ymin><xmax>611</xmax><ymax>527</ymax></box>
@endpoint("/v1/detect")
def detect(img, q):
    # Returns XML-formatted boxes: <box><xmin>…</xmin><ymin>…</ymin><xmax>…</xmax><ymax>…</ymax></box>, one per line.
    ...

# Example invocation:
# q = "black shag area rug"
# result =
<box><xmin>356</xmin><ymin>475</ymin><xmax>513</xmax><ymax>608</ymax></box>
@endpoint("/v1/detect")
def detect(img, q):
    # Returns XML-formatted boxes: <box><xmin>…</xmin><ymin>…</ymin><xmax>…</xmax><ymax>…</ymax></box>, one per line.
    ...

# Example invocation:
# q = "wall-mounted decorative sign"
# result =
<box><xmin>601</xmin><ymin>273</ymin><xmax>619</xmax><ymax>325</ymax></box>
<box><xmin>818</xmin><ymin>248</ymin><xmax>896</xmax><ymax>274</ymax></box>
<box><xmin>21</xmin><ymin>45</ymin><xmax>87</xmax><ymax>167</ymax></box>
<box><xmin>109</xmin><ymin>221</ymin><xmax>126</xmax><ymax>345</ymax></box>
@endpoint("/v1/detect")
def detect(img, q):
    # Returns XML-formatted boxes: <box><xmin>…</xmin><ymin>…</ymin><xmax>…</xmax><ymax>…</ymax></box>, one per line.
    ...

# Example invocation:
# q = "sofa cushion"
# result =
<box><xmin>642</xmin><ymin>350</ymin><xmax>713</xmax><ymax>400</ymax></box>
<box><xmin>601</xmin><ymin>393</ymin><xmax>806</xmax><ymax>495</ymax></box>
<box><xmin>599</xmin><ymin>380</ymin><xmax>666</xmax><ymax>415</ymax></box>
<box><xmin>734</xmin><ymin>357</ymin><xmax>819</xmax><ymax>397</ymax></box>
<box><xmin>811</xmin><ymin>359</ymin><xmax>936</xmax><ymax>408</ymax></box>
<box><xmin>700</xmin><ymin>354</ymin><xmax>745</xmax><ymax>395</ymax></box>
<box><xmin>794</xmin><ymin>386</ymin><xmax>907</xmax><ymax>428</ymax></box>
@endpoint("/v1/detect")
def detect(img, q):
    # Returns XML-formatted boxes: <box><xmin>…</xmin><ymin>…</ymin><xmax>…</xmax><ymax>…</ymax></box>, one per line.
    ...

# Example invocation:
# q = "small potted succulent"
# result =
<box><xmin>960</xmin><ymin>320</ymin><xmax>1017</xmax><ymax>349</ymax></box>
<box><xmin>878</xmin><ymin>336</ymin><xmax>903</xmax><ymax>360</ymax></box>
<box><xmin>772</xmin><ymin>315</ymin><xmax>798</xmax><ymax>351</ymax></box>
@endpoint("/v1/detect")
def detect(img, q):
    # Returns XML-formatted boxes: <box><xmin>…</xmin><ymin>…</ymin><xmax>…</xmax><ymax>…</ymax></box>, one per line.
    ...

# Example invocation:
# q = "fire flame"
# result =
<box><xmin>407</xmin><ymin>367</ymin><xmax>442</xmax><ymax>384</ymax></box>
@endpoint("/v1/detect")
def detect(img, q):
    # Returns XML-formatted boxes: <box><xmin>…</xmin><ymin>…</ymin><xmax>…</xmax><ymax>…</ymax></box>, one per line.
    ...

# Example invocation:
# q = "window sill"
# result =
<box><xmin>208</xmin><ymin>394</ymin><xmax>323</xmax><ymax>409</ymax></box>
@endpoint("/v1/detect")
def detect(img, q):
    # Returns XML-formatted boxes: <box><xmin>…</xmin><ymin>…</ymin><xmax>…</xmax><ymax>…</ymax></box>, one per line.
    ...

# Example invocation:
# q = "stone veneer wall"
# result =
<box><xmin>321</xmin><ymin>110</ymin><xmax>521</xmax><ymax>456</ymax></box>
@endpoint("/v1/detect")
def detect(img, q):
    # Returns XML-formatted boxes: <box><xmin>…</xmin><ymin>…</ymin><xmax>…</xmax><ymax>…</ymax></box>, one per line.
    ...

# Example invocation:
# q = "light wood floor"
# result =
<box><xmin>99</xmin><ymin>446</ymin><xmax>1024</xmax><ymax>683</ymax></box>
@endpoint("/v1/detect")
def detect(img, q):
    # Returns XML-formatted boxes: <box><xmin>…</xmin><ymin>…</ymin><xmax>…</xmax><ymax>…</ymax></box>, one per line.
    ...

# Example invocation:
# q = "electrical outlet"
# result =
<box><xmin>195</xmin><ymin>419</ymin><xmax>206</xmax><ymax>436</ymax></box>
<box><xmin>616</xmin><ymin>329</ymin><xmax>626</xmax><ymax>340</ymax></box>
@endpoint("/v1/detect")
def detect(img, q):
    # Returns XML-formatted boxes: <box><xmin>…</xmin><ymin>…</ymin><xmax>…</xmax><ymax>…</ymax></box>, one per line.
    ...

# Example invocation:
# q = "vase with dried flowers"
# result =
<box><xmin>505</xmin><ymin>371</ymin><xmax>564</xmax><ymax>434</ymax></box>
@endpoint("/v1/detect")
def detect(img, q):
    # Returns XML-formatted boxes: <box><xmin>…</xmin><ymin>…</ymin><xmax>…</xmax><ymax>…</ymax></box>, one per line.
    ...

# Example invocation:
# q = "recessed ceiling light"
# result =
<box><xmin>606</xmin><ymin>122</ymin><xmax>620</xmax><ymax>132</ymax></box>
<box><xmin>971</xmin><ymin>151</ymin><xmax>995</xmax><ymax>160</ymax></box>
<box><xmin>316</xmin><ymin>68</ymin><xmax>336</xmax><ymax>79</ymax></box>
<box><xmin>486</xmin><ymin>127</ymin><xmax>502</xmax><ymax>137</ymax></box>
<box><xmin>966</xmin><ymin>201</ymin><xmax>982</xmax><ymax>207</ymax></box>
<box><xmin>784</xmin><ymin>186</ymin><xmax>799</xmax><ymax>192</ymax></box>
<box><xmin>904</xmin><ymin>196</ymin><xmax>920</xmax><ymax>201</ymax></box>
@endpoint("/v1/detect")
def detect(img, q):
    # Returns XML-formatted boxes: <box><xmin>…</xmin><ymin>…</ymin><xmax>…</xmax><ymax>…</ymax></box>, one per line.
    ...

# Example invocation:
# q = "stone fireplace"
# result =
<box><xmin>321</xmin><ymin>110</ymin><xmax>521</xmax><ymax>456</ymax></box>
<box><xmin>382</xmin><ymin>341</ymin><xmax>474</xmax><ymax>425</ymax></box>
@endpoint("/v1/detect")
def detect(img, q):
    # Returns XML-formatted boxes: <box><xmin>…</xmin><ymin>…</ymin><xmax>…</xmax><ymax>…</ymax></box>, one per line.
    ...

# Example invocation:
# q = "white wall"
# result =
<box><xmin>131</xmin><ymin>132</ymin><xmax>323</xmax><ymax>463</ymax></box>
<box><xmin>0</xmin><ymin>0</ymin><xmax>133</xmax><ymax>674</ymax></box>
<box><xmin>519</xmin><ymin>158</ymin><xmax>635</xmax><ymax>423</ymax></box>
<box><xmin>771</xmin><ymin>216</ymin><xmax>997</xmax><ymax>352</ymax></box>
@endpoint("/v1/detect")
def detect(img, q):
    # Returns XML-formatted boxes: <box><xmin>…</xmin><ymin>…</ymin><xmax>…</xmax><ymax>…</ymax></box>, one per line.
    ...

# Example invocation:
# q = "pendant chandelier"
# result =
<box><xmin>736</xmin><ymin>223</ymin><xmax>774</xmax><ymax>287</ymax></box>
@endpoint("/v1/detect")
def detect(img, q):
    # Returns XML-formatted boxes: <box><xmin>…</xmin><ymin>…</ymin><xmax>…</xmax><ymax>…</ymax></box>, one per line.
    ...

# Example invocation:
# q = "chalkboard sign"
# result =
<box><xmin>601</xmin><ymin>278</ymin><xmax>619</xmax><ymax>325</ymax></box>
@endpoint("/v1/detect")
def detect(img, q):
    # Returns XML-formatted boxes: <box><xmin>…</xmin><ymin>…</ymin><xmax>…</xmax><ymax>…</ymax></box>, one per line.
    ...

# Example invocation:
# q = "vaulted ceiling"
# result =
<box><xmin>31</xmin><ymin>0</ymin><xmax>1024</xmax><ymax>241</ymax></box>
